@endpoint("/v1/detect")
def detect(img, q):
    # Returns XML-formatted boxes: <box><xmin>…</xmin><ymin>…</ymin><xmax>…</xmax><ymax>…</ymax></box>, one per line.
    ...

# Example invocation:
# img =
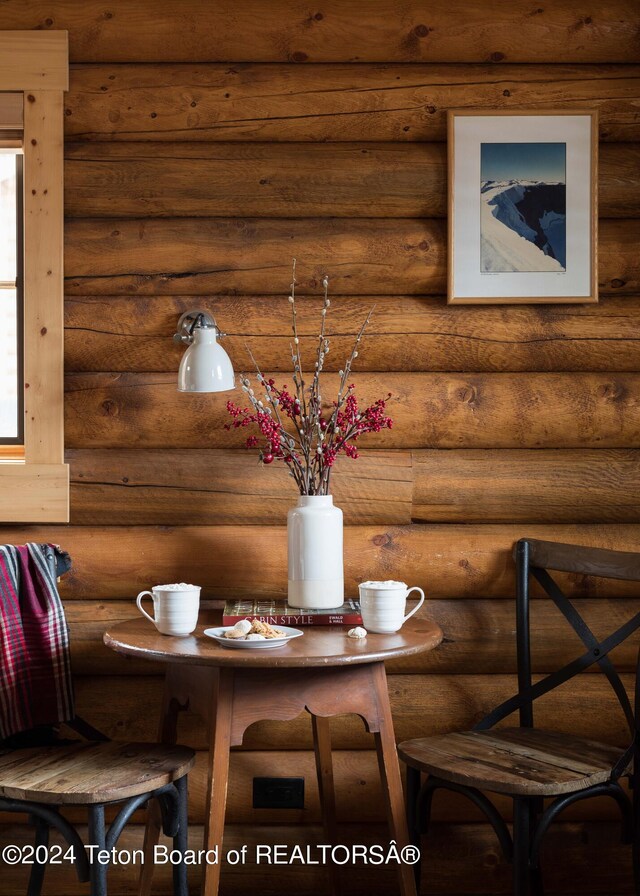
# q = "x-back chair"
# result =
<box><xmin>399</xmin><ymin>538</ymin><xmax>640</xmax><ymax>896</ymax></box>
<box><xmin>0</xmin><ymin>547</ymin><xmax>195</xmax><ymax>896</ymax></box>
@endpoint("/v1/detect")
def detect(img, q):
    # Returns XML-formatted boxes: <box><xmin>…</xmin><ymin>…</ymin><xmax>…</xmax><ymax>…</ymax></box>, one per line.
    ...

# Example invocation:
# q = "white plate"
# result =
<box><xmin>203</xmin><ymin>625</ymin><xmax>304</xmax><ymax>649</ymax></box>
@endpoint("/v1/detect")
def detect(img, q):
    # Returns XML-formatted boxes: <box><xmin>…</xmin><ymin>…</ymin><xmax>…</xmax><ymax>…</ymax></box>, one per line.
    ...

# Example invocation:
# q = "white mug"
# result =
<box><xmin>136</xmin><ymin>583</ymin><xmax>201</xmax><ymax>636</ymax></box>
<box><xmin>358</xmin><ymin>580</ymin><xmax>425</xmax><ymax>633</ymax></box>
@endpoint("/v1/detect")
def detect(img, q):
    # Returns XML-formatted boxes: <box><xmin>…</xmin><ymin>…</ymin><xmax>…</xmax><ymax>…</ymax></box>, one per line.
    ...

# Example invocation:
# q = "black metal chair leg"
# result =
<box><xmin>26</xmin><ymin>815</ymin><xmax>49</xmax><ymax>896</ymax></box>
<box><xmin>88</xmin><ymin>804</ymin><xmax>108</xmax><ymax>896</ymax></box>
<box><xmin>528</xmin><ymin>799</ymin><xmax>544</xmax><ymax>896</ymax></box>
<box><xmin>172</xmin><ymin>776</ymin><xmax>189</xmax><ymax>896</ymax></box>
<box><xmin>633</xmin><ymin>774</ymin><xmax>640</xmax><ymax>896</ymax></box>
<box><xmin>406</xmin><ymin>765</ymin><xmax>420</xmax><ymax>843</ymax></box>
<box><xmin>530</xmin><ymin>861</ymin><xmax>545</xmax><ymax>896</ymax></box>
<box><xmin>513</xmin><ymin>797</ymin><xmax>531</xmax><ymax>896</ymax></box>
<box><xmin>405</xmin><ymin>766</ymin><xmax>422</xmax><ymax>891</ymax></box>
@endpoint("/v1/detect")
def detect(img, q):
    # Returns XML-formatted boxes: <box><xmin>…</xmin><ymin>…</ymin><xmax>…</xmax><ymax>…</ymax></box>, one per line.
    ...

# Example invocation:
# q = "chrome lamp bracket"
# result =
<box><xmin>173</xmin><ymin>309</ymin><xmax>227</xmax><ymax>345</ymax></box>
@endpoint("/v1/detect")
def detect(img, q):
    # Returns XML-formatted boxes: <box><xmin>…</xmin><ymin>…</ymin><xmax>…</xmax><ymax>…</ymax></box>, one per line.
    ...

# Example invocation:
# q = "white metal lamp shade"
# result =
<box><xmin>177</xmin><ymin>326</ymin><xmax>235</xmax><ymax>392</ymax></box>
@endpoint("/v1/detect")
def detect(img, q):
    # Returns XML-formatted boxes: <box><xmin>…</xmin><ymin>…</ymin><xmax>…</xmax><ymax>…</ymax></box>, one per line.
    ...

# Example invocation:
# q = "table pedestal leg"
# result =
<box><xmin>371</xmin><ymin>662</ymin><xmax>418</xmax><ymax>896</ymax></box>
<box><xmin>311</xmin><ymin>714</ymin><xmax>340</xmax><ymax>896</ymax></box>
<box><xmin>229</xmin><ymin>663</ymin><xmax>416</xmax><ymax>896</ymax></box>
<box><xmin>202</xmin><ymin>668</ymin><xmax>234</xmax><ymax>896</ymax></box>
<box><xmin>143</xmin><ymin>659</ymin><xmax>416</xmax><ymax>896</ymax></box>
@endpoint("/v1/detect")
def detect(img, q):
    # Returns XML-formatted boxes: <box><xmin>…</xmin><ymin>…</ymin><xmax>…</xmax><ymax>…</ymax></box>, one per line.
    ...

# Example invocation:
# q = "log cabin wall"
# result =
<box><xmin>0</xmin><ymin>1</ymin><xmax>639</xmax><ymax>893</ymax></box>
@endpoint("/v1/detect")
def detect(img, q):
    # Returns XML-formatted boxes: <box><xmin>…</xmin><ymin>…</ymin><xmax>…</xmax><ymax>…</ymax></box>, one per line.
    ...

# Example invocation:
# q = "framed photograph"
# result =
<box><xmin>447</xmin><ymin>110</ymin><xmax>598</xmax><ymax>305</ymax></box>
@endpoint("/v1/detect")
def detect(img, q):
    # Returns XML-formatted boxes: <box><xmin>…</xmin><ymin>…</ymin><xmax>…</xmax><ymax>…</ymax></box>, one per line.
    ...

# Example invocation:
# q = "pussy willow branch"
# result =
<box><xmin>287</xmin><ymin>260</ymin><xmax>316</xmax><ymax>492</ymax></box>
<box><xmin>307</xmin><ymin>275</ymin><xmax>330</xmax><ymax>494</ymax></box>
<box><xmin>325</xmin><ymin>308</ymin><xmax>374</xmax><ymax>458</ymax></box>
<box><xmin>235</xmin><ymin>264</ymin><xmax>378</xmax><ymax>496</ymax></box>
<box><xmin>288</xmin><ymin>258</ymin><xmax>308</xmax><ymax>423</ymax></box>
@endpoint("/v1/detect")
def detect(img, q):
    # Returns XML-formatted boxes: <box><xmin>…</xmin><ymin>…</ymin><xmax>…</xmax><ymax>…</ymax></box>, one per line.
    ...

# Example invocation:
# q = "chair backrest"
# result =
<box><xmin>475</xmin><ymin>539</ymin><xmax>640</xmax><ymax>776</ymax></box>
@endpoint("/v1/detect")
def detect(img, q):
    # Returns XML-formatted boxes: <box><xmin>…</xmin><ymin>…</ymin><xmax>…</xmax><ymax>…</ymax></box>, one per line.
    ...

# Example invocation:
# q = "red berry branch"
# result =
<box><xmin>224</xmin><ymin>260</ymin><xmax>393</xmax><ymax>495</ymax></box>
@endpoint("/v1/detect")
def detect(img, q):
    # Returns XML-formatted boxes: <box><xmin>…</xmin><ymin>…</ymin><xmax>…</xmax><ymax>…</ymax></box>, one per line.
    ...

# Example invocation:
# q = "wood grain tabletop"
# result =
<box><xmin>104</xmin><ymin>611</ymin><xmax>443</xmax><ymax>669</ymax></box>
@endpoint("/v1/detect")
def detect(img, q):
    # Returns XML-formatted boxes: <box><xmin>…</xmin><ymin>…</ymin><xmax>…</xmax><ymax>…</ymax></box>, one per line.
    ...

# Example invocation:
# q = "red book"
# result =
<box><xmin>222</xmin><ymin>598</ymin><xmax>362</xmax><ymax>626</ymax></box>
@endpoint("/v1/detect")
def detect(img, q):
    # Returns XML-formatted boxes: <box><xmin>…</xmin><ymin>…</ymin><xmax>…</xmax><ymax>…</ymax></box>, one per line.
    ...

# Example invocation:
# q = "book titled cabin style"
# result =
<box><xmin>223</xmin><ymin>598</ymin><xmax>363</xmax><ymax>626</ymax></box>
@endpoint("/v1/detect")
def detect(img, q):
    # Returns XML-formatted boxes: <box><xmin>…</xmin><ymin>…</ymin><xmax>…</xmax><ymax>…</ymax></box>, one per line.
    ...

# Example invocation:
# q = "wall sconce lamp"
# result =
<box><xmin>173</xmin><ymin>309</ymin><xmax>235</xmax><ymax>393</ymax></box>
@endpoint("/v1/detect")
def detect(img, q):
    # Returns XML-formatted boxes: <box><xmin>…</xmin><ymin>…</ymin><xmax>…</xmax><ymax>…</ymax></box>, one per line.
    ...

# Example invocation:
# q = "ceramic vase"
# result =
<box><xmin>287</xmin><ymin>495</ymin><xmax>344</xmax><ymax>609</ymax></box>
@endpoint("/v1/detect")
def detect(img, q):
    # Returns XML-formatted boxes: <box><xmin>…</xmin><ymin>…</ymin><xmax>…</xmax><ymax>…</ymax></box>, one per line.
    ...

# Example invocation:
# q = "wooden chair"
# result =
<box><xmin>398</xmin><ymin>538</ymin><xmax>640</xmax><ymax>896</ymax></box>
<box><xmin>0</xmin><ymin>549</ymin><xmax>196</xmax><ymax>896</ymax></box>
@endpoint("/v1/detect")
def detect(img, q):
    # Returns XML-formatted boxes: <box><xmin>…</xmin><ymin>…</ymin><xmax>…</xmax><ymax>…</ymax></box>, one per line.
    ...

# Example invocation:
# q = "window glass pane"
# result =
<box><xmin>0</xmin><ymin>287</ymin><xmax>18</xmax><ymax>439</ymax></box>
<box><xmin>0</xmin><ymin>152</ymin><xmax>19</xmax><ymax>441</ymax></box>
<box><xmin>0</xmin><ymin>153</ymin><xmax>16</xmax><ymax>281</ymax></box>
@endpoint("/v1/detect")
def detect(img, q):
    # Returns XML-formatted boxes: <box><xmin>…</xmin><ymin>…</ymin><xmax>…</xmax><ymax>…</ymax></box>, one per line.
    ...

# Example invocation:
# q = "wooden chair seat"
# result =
<box><xmin>0</xmin><ymin>741</ymin><xmax>195</xmax><ymax>805</ymax></box>
<box><xmin>398</xmin><ymin>727</ymin><xmax>628</xmax><ymax>797</ymax></box>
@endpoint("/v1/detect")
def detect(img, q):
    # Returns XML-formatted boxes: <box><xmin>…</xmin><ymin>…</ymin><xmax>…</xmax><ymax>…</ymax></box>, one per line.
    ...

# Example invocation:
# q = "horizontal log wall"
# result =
<box><xmin>65</xmin><ymin>294</ymin><xmax>640</xmax><ymax>372</ymax></box>
<box><xmin>63</xmin><ymin>142</ymin><xmax>640</xmax><ymax>218</ymax></box>
<box><xmin>1</xmin><ymin>1</ymin><xmax>639</xmax><ymax>893</ymax></box>
<box><xmin>5</xmin><ymin>524</ymin><xmax>640</xmax><ymax>601</ymax></box>
<box><xmin>2</xmin><ymin>2</ymin><xmax>639</xmax><ymax>63</ymax></box>
<box><xmin>66</xmin><ymin>63</ymin><xmax>640</xmax><ymax>143</ymax></box>
<box><xmin>64</xmin><ymin>217</ymin><xmax>639</xmax><ymax>295</ymax></box>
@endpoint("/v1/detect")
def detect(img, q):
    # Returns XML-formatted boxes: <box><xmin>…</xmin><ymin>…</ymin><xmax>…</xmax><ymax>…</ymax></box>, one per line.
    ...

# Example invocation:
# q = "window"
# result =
<box><xmin>0</xmin><ymin>32</ymin><xmax>69</xmax><ymax>522</ymax></box>
<box><xmin>0</xmin><ymin>150</ymin><xmax>23</xmax><ymax>449</ymax></box>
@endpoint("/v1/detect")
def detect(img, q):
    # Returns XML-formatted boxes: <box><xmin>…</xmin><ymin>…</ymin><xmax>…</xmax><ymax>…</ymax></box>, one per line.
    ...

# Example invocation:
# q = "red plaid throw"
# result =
<box><xmin>0</xmin><ymin>543</ymin><xmax>74</xmax><ymax>739</ymax></box>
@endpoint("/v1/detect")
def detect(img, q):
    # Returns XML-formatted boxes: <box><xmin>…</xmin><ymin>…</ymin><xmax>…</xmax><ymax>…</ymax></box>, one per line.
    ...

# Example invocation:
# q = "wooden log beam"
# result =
<box><xmin>65</xmin><ymin>63</ymin><xmax>640</xmax><ymax>143</ymax></box>
<box><xmin>66</xmin><ymin>446</ymin><xmax>640</xmax><ymax>526</ymax></box>
<box><xmin>72</xmin><ymin>672</ymin><xmax>637</xmax><ymax>749</ymax></box>
<box><xmin>63</xmin><ymin>371</ymin><xmax>640</xmax><ymax>450</ymax></box>
<box><xmin>64</xmin><ymin>142</ymin><xmax>449</xmax><ymax>218</ymax></box>
<box><xmin>64</xmin><ymin>218</ymin><xmax>640</xmax><ymax>296</ymax></box>
<box><xmin>63</xmin><ymin>217</ymin><xmax>445</xmax><ymax>296</ymax></box>
<box><xmin>64</xmin><ymin>294</ymin><xmax>640</xmax><ymax>374</ymax></box>
<box><xmin>63</xmin><ymin>142</ymin><xmax>640</xmax><ymax>218</ymax></box>
<box><xmin>414</xmin><ymin>449</ymin><xmax>640</xmax><ymax>523</ymax></box>
<box><xmin>0</xmin><ymin>1</ymin><xmax>636</xmax><ymax>63</ymax></box>
<box><xmin>6</xmin><ymin>523</ymin><xmax>640</xmax><ymax>600</ymax></box>
<box><xmin>66</xmin><ymin>448</ymin><xmax>413</xmax><ymax>526</ymax></box>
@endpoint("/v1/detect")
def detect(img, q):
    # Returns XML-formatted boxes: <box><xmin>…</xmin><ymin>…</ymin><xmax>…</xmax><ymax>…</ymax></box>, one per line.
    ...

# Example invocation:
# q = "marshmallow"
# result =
<box><xmin>225</xmin><ymin>619</ymin><xmax>253</xmax><ymax>639</ymax></box>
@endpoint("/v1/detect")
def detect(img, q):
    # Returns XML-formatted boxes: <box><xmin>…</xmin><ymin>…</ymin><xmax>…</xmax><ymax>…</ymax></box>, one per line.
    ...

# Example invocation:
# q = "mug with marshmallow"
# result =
<box><xmin>136</xmin><ymin>582</ymin><xmax>201</xmax><ymax>636</ymax></box>
<box><xmin>358</xmin><ymin>580</ymin><xmax>425</xmax><ymax>633</ymax></box>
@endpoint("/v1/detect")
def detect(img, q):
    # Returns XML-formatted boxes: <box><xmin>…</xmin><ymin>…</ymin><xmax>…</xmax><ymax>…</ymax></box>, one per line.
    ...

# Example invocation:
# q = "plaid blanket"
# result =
<box><xmin>0</xmin><ymin>543</ymin><xmax>74</xmax><ymax>740</ymax></box>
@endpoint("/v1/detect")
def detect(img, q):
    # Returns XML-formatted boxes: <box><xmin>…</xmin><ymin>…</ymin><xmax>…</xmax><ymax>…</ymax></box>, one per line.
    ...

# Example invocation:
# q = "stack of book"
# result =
<box><xmin>222</xmin><ymin>598</ymin><xmax>362</xmax><ymax>627</ymax></box>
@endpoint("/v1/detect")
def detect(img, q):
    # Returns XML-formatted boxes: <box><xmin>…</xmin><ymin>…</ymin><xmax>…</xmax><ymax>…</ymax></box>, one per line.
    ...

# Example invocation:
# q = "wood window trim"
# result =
<box><xmin>0</xmin><ymin>32</ymin><xmax>69</xmax><ymax>522</ymax></box>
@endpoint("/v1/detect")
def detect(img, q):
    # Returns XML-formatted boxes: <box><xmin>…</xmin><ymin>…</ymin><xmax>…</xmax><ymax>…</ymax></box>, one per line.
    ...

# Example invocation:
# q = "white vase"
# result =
<box><xmin>287</xmin><ymin>495</ymin><xmax>344</xmax><ymax>609</ymax></box>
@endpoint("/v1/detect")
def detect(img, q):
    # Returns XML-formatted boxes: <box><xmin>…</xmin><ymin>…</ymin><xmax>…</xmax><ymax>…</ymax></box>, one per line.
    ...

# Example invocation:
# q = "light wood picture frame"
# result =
<box><xmin>447</xmin><ymin>110</ymin><xmax>598</xmax><ymax>305</ymax></box>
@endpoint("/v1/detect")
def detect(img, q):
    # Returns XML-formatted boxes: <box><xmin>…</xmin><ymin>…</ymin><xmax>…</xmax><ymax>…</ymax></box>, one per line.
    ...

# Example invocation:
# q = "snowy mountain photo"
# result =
<box><xmin>480</xmin><ymin>143</ymin><xmax>566</xmax><ymax>273</ymax></box>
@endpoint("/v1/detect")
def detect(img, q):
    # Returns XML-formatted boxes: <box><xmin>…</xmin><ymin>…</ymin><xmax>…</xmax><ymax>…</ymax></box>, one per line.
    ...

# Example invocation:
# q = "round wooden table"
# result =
<box><xmin>105</xmin><ymin>611</ymin><xmax>442</xmax><ymax>896</ymax></box>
